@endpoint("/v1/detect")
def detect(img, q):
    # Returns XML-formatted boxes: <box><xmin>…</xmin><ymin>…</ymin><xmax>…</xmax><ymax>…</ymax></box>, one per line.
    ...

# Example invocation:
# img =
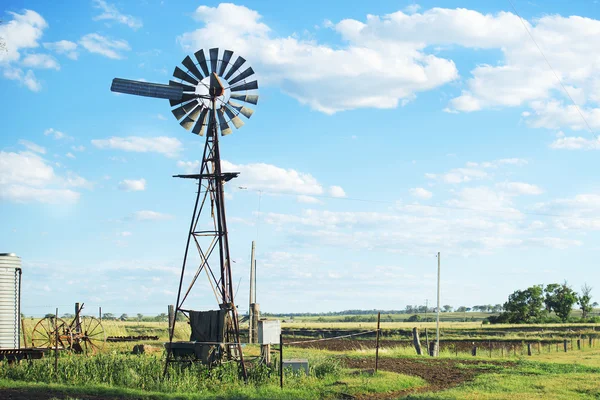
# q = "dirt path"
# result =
<box><xmin>344</xmin><ymin>357</ymin><xmax>514</xmax><ymax>399</ymax></box>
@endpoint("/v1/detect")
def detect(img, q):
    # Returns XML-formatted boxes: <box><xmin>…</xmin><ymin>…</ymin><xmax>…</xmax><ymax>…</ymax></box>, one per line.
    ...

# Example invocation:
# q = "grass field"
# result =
<box><xmin>5</xmin><ymin>318</ymin><xmax>600</xmax><ymax>399</ymax></box>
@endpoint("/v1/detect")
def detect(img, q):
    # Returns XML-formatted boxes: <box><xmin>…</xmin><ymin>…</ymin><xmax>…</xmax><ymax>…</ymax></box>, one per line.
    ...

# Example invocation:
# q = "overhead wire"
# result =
<box><xmin>507</xmin><ymin>0</ymin><xmax>597</xmax><ymax>138</ymax></box>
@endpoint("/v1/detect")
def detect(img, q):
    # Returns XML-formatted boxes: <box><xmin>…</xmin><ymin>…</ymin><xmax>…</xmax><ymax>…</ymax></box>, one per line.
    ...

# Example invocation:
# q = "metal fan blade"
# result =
<box><xmin>224</xmin><ymin>56</ymin><xmax>246</xmax><ymax>80</ymax></box>
<box><xmin>230</xmin><ymin>80</ymin><xmax>258</xmax><ymax>92</ymax></box>
<box><xmin>182</xmin><ymin>55</ymin><xmax>204</xmax><ymax>81</ymax></box>
<box><xmin>173</xmin><ymin>66</ymin><xmax>199</xmax><ymax>86</ymax></box>
<box><xmin>228</xmin><ymin>67</ymin><xmax>254</xmax><ymax>86</ymax></box>
<box><xmin>223</xmin><ymin>106</ymin><xmax>244</xmax><ymax>129</ymax></box>
<box><xmin>169</xmin><ymin>80</ymin><xmax>196</xmax><ymax>92</ymax></box>
<box><xmin>230</xmin><ymin>93</ymin><xmax>259</xmax><ymax>105</ymax></box>
<box><xmin>172</xmin><ymin>100</ymin><xmax>199</xmax><ymax>120</ymax></box>
<box><xmin>169</xmin><ymin>93</ymin><xmax>196</xmax><ymax>107</ymax></box>
<box><xmin>191</xmin><ymin>108</ymin><xmax>209</xmax><ymax>136</ymax></box>
<box><xmin>217</xmin><ymin>109</ymin><xmax>233</xmax><ymax>136</ymax></box>
<box><xmin>227</xmin><ymin>100</ymin><xmax>254</xmax><ymax>118</ymax></box>
<box><xmin>209</xmin><ymin>48</ymin><xmax>219</xmax><ymax>74</ymax></box>
<box><xmin>218</xmin><ymin>50</ymin><xmax>234</xmax><ymax>76</ymax></box>
<box><xmin>111</xmin><ymin>78</ymin><xmax>183</xmax><ymax>100</ymax></box>
<box><xmin>210</xmin><ymin>72</ymin><xmax>224</xmax><ymax>97</ymax></box>
<box><xmin>188</xmin><ymin>104</ymin><xmax>203</xmax><ymax>121</ymax></box>
<box><xmin>194</xmin><ymin>49</ymin><xmax>210</xmax><ymax>77</ymax></box>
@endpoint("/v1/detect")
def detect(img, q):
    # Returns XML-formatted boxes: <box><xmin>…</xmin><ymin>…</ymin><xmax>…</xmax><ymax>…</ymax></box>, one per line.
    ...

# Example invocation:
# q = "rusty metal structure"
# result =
<box><xmin>110</xmin><ymin>48</ymin><xmax>258</xmax><ymax>380</ymax></box>
<box><xmin>31</xmin><ymin>303</ymin><xmax>106</xmax><ymax>353</ymax></box>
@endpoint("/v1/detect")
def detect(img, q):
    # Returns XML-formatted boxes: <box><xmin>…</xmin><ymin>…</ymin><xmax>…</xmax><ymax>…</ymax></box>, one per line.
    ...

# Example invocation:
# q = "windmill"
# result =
<box><xmin>110</xmin><ymin>48</ymin><xmax>258</xmax><ymax>379</ymax></box>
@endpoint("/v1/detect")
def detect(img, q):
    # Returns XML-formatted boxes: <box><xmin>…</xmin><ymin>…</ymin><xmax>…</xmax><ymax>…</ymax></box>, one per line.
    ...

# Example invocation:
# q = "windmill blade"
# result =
<box><xmin>191</xmin><ymin>108</ymin><xmax>209</xmax><ymax>136</ymax></box>
<box><xmin>194</xmin><ymin>49</ymin><xmax>210</xmax><ymax>77</ymax></box>
<box><xmin>224</xmin><ymin>56</ymin><xmax>246</xmax><ymax>80</ymax></box>
<box><xmin>228</xmin><ymin>67</ymin><xmax>254</xmax><ymax>86</ymax></box>
<box><xmin>171</xmin><ymin>100</ymin><xmax>199</xmax><ymax>120</ymax></box>
<box><xmin>169</xmin><ymin>93</ymin><xmax>196</xmax><ymax>107</ymax></box>
<box><xmin>111</xmin><ymin>78</ymin><xmax>183</xmax><ymax>100</ymax></box>
<box><xmin>230</xmin><ymin>80</ymin><xmax>258</xmax><ymax>92</ymax></box>
<box><xmin>227</xmin><ymin>100</ymin><xmax>254</xmax><ymax>118</ymax></box>
<box><xmin>182</xmin><ymin>55</ymin><xmax>204</xmax><ymax>81</ymax></box>
<box><xmin>217</xmin><ymin>109</ymin><xmax>233</xmax><ymax>136</ymax></box>
<box><xmin>223</xmin><ymin>105</ymin><xmax>244</xmax><ymax>129</ymax></box>
<box><xmin>209</xmin><ymin>48</ymin><xmax>219</xmax><ymax>74</ymax></box>
<box><xmin>169</xmin><ymin>80</ymin><xmax>196</xmax><ymax>93</ymax></box>
<box><xmin>173</xmin><ymin>67</ymin><xmax>199</xmax><ymax>86</ymax></box>
<box><xmin>230</xmin><ymin>93</ymin><xmax>259</xmax><ymax>105</ymax></box>
<box><xmin>218</xmin><ymin>50</ymin><xmax>234</xmax><ymax>76</ymax></box>
<box><xmin>179</xmin><ymin>104</ymin><xmax>203</xmax><ymax>130</ymax></box>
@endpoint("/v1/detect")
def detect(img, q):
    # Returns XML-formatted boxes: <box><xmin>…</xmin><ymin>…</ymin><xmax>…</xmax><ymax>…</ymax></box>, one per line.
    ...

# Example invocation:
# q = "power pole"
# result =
<box><xmin>249</xmin><ymin>241</ymin><xmax>256</xmax><ymax>343</ymax></box>
<box><xmin>435</xmin><ymin>252</ymin><xmax>441</xmax><ymax>357</ymax></box>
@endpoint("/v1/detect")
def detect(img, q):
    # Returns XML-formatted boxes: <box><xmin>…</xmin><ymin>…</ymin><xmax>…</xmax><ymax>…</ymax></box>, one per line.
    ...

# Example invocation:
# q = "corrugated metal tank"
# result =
<box><xmin>0</xmin><ymin>253</ymin><xmax>21</xmax><ymax>349</ymax></box>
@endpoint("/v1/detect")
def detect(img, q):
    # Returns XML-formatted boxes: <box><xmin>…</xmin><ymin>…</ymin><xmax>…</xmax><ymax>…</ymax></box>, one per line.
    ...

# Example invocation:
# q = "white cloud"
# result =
<box><xmin>71</xmin><ymin>145</ymin><xmax>85</xmax><ymax>152</ymax></box>
<box><xmin>427</xmin><ymin>167</ymin><xmax>488</xmax><ymax>184</ymax></box>
<box><xmin>118</xmin><ymin>178</ymin><xmax>146</xmax><ymax>192</ymax></box>
<box><xmin>410</xmin><ymin>187</ymin><xmax>432</xmax><ymax>199</ymax></box>
<box><xmin>178</xmin><ymin>4</ymin><xmax>459</xmax><ymax>114</ymax></box>
<box><xmin>43</xmin><ymin>40</ymin><xmax>78</xmax><ymax>60</ymax></box>
<box><xmin>446</xmin><ymin>186</ymin><xmax>522</xmax><ymax>218</ymax></box>
<box><xmin>0</xmin><ymin>10</ymin><xmax>47</xmax><ymax>65</ymax></box>
<box><xmin>93</xmin><ymin>0</ymin><xmax>142</xmax><ymax>30</ymax></box>
<box><xmin>0</xmin><ymin>151</ymin><xmax>85</xmax><ymax>203</ymax></box>
<box><xmin>133</xmin><ymin>210</ymin><xmax>173</xmax><ymax>221</ymax></box>
<box><xmin>92</xmin><ymin>136</ymin><xmax>182</xmax><ymax>157</ymax></box>
<box><xmin>44</xmin><ymin>128</ymin><xmax>68</xmax><ymax>140</ymax></box>
<box><xmin>329</xmin><ymin>185</ymin><xmax>346</xmax><ymax>198</ymax></box>
<box><xmin>297</xmin><ymin>195</ymin><xmax>322</xmax><ymax>204</ymax></box>
<box><xmin>404</xmin><ymin>4</ymin><xmax>421</xmax><ymax>14</ymax></box>
<box><xmin>66</xmin><ymin>152</ymin><xmax>75</xmax><ymax>159</ymax></box>
<box><xmin>79</xmin><ymin>33</ymin><xmax>130</xmax><ymax>59</ymax></box>
<box><xmin>3</xmin><ymin>66</ymin><xmax>41</xmax><ymax>91</ymax></box>
<box><xmin>21</xmin><ymin>53</ymin><xmax>59</xmax><ymax>70</ymax></box>
<box><xmin>549</xmin><ymin>135</ymin><xmax>600</xmax><ymax>150</ymax></box>
<box><xmin>18</xmin><ymin>139</ymin><xmax>45</xmax><ymax>154</ymax></box>
<box><xmin>176</xmin><ymin>160</ymin><xmax>200</xmax><ymax>173</ymax></box>
<box><xmin>497</xmin><ymin>182</ymin><xmax>543</xmax><ymax>195</ymax></box>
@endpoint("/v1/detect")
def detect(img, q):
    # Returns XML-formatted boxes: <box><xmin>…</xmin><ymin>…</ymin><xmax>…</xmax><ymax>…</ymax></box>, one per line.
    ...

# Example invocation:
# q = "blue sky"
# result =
<box><xmin>2</xmin><ymin>1</ymin><xmax>600</xmax><ymax>316</ymax></box>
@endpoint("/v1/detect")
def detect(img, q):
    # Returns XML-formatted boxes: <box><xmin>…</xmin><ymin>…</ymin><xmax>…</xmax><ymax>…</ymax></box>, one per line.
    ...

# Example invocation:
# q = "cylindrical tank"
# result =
<box><xmin>0</xmin><ymin>253</ymin><xmax>21</xmax><ymax>349</ymax></box>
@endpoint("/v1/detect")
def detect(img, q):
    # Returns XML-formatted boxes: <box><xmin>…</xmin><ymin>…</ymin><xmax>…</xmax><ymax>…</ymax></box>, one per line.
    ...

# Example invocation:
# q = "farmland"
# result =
<box><xmin>2</xmin><ymin>317</ymin><xmax>600</xmax><ymax>399</ymax></box>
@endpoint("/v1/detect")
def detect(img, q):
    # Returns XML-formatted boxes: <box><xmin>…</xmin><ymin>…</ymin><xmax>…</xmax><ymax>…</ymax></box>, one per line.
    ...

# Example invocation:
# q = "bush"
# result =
<box><xmin>312</xmin><ymin>357</ymin><xmax>341</xmax><ymax>378</ymax></box>
<box><xmin>407</xmin><ymin>315</ymin><xmax>421</xmax><ymax>322</ymax></box>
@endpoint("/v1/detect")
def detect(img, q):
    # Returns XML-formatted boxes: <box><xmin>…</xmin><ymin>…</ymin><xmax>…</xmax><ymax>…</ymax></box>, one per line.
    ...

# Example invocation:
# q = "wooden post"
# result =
<box><xmin>54</xmin><ymin>308</ymin><xmax>59</xmax><ymax>375</ymax></box>
<box><xmin>279</xmin><ymin>333</ymin><xmax>283</xmax><ymax>389</ymax></box>
<box><xmin>375</xmin><ymin>312</ymin><xmax>381</xmax><ymax>373</ymax></box>
<box><xmin>589</xmin><ymin>337</ymin><xmax>593</xmax><ymax>347</ymax></box>
<box><xmin>471</xmin><ymin>346</ymin><xmax>477</xmax><ymax>356</ymax></box>
<box><xmin>21</xmin><ymin>318</ymin><xmax>27</xmax><ymax>348</ymax></box>
<box><xmin>527</xmin><ymin>343</ymin><xmax>532</xmax><ymax>356</ymax></box>
<box><xmin>425</xmin><ymin>328</ymin><xmax>429</xmax><ymax>354</ymax></box>
<box><xmin>429</xmin><ymin>341</ymin><xmax>438</xmax><ymax>357</ymax></box>
<box><xmin>99</xmin><ymin>306</ymin><xmax>102</xmax><ymax>322</ymax></box>
<box><xmin>260</xmin><ymin>344</ymin><xmax>271</xmax><ymax>365</ymax></box>
<box><xmin>168</xmin><ymin>305</ymin><xmax>175</xmax><ymax>335</ymax></box>
<box><xmin>75</xmin><ymin>303</ymin><xmax>82</xmax><ymax>334</ymax></box>
<box><xmin>563</xmin><ymin>339</ymin><xmax>568</xmax><ymax>352</ymax></box>
<box><xmin>412</xmin><ymin>327</ymin><xmax>423</xmax><ymax>355</ymax></box>
<box><xmin>577</xmin><ymin>339</ymin><xmax>581</xmax><ymax>350</ymax></box>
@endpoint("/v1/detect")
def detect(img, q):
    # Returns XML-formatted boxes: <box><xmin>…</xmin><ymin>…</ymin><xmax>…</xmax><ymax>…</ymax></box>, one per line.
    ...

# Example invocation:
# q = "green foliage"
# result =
<box><xmin>544</xmin><ymin>282</ymin><xmax>578</xmax><ymax>322</ymax></box>
<box><xmin>311</xmin><ymin>357</ymin><xmax>342</xmax><ymax>378</ymax></box>
<box><xmin>501</xmin><ymin>285</ymin><xmax>546</xmax><ymax>323</ymax></box>
<box><xmin>407</xmin><ymin>314</ymin><xmax>421</xmax><ymax>322</ymax></box>
<box><xmin>578</xmin><ymin>283</ymin><xmax>593</xmax><ymax>320</ymax></box>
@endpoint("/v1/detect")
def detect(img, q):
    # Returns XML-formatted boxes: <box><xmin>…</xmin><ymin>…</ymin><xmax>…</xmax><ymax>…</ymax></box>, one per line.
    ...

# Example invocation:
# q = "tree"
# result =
<box><xmin>119</xmin><ymin>313</ymin><xmax>128</xmax><ymax>321</ymax></box>
<box><xmin>136</xmin><ymin>313</ymin><xmax>144</xmax><ymax>321</ymax></box>
<box><xmin>102</xmin><ymin>313</ymin><xmax>115</xmax><ymax>320</ymax></box>
<box><xmin>456</xmin><ymin>306</ymin><xmax>467</xmax><ymax>313</ymax></box>
<box><xmin>443</xmin><ymin>305</ymin><xmax>453</xmax><ymax>312</ymax></box>
<box><xmin>578</xmin><ymin>284</ymin><xmax>593</xmax><ymax>320</ymax></box>
<box><xmin>44</xmin><ymin>313</ymin><xmax>55</xmax><ymax>318</ymax></box>
<box><xmin>544</xmin><ymin>282</ymin><xmax>578</xmax><ymax>323</ymax></box>
<box><xmin>502</xmin><ymin>285</ymin><xmax>545</xmax><ymax>323</ymax></box>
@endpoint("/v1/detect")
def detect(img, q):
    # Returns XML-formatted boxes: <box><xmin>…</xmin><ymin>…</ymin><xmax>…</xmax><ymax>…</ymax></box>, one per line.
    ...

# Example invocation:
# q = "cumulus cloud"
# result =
<box><xmin>549</xmin><ymin>135</ymin><xmax>600</xmax><ymax>150</ymax></box>
<box><xmin>329</xmin><ymin>185</ymin><xmax>346</xmax><ymax>198</ymax></box>
<box><xmin>297</xmin><ymin>195</ymin><xmax>322</xmax><ymax>204</ymax></box>
<box><xmin>93</xmin><ymin>0</ymin><xmax>142</xmax><ymax>30</ymax></box>
<box><xmin>21</xmin><ymin>53</ymin><xmax>59</xmax><ymax>70</ymax></box>
<box><xmin>18</xmin><ymin>139</ymin><xmax>45</xmax><ymax>154</ymax></box>
<box><xmin>497</xmin><ymin>182</ymin><xmax>543</xmax><ymax>195</ymax></box>
<box><xmin>410</xmin><ymin>187</ymin><xmax>432</xmax><ymax>199</ymax></box>
<box><xmin>3</xmin><ymin>66</ymin><xmax>41</xmax><ymax>91</ymax></box>
<box><xmin>0</xmin><ymin>10</ymin><xmax>47</xmax><ymax>65</ymax></box>
<box><xmin>79</xmin><ymin>33</ymin><xmax>130</xmax><ymax>59</ymax></box>
<box><xmin>118</xmin><ymin>178</ymin><xmax>146</xmax><ymax>191</ymax></box>
<box><xmin>92</xmin><ymin>136</ymin><xmax>182</xmax><ymax>157</ymax></box>
<box><xmin>43</xmin><ymin>40</ymin><xmax>78</xmax><ymax>60</ymax></box>
<box><xmin>44</xmin><ymin>128</ymin><xmax>68</xmax><ymax>140</ymax></box>
<box><xmin>0</xmin><ymin>150</ymin><xmax>85</xmax><ymax>203</ymax></box>
<box><xmin>133</xmin><ymin>210</ymin><xmax>173</xmax><ymax>221</ymax></box>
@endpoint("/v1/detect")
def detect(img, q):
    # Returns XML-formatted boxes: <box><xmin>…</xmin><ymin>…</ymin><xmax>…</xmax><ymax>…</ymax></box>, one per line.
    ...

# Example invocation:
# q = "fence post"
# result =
<box><xmin>21</xmin><ymin>318</ymin><xmax>27</xmax><ymax>348</ymax></box>
<box><xmin>563</xmin><ymin>339</ymin><xmax>568</xmax><ymax>352</ymax></box>
<box><xmin>589</xmin><ymin>337</ymin><xmax>593</xmax><ymax>348</ymax></box>
<box><xmin>54</xmin><ymin>308</ymin><xmax>59</xmax><ymax>375</ymax></box>
<box><xmin>279</xmin><ymin>333</ymin><xmax>283</xmax><ymax>389</ymax></box>
<box><xmin>412</xmin><ymin>327</ymin><xmax>423</xmax><ymax>355</ymax></box>
<box><xmin>425</xmin><ymin>328</ymin><xmax>429</xmax><ymax>354</ymax></box>
<box><xmin>375</xmin><ymin>312</ymin><xmax>381</xmax><ymax>373</ymax></box>
<box><xmin>472</xmin><ymin>346</ymin><xmax>477</xmax><ymax>356</ymax></box>
<box><xmin>527</xmin><ymin>343</ymin><xmax>532</xmax><ymax>356</ymax></box>
<box><xmin>577</xmin><ymin>339</ymin><xmax>581</xmax><ymax>350</ymax></box>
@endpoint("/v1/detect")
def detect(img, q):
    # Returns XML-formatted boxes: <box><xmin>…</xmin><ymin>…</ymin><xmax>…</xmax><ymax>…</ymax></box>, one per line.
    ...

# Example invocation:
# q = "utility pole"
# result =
<box><xmin>249</xmin><ymin>241</ymin><xmax>256</xmax><ymax>343</ymax></box>
<box><xmin>425</xmin><ymin>299</ymin><xmax>428</xmax><ymax>313</ymax></box>
<box><xmin>435</xmin><ymin>251</ymin><xmax>441</xmax><ymax>357</ymax></box>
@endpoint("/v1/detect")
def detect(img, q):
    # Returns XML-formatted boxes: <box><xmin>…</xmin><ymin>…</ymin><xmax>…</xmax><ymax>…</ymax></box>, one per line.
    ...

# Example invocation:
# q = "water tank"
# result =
<box><xmin>0</xmin><ymin>253</ymin><xmax>21</xmax><ymax>349</ymax></box>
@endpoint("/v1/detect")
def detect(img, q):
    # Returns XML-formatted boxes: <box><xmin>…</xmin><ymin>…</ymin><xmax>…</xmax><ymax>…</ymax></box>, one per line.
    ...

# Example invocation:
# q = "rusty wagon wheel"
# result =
<box><xmin>73</xmin><ymin>316</ymin><xmax>106</xmax><ymax>354</ymax></box>
<box><xmin>31</xmin><ymin>317</ymin><xmax>72</xmax><ymax>350</ymax></box>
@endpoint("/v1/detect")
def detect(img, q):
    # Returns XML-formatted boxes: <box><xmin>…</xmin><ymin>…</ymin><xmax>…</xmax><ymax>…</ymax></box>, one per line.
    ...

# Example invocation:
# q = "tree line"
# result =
<box><xmin>489</xmin><ymin>282</ymin><xmax>598</xmax><ymax>324</ymax></box>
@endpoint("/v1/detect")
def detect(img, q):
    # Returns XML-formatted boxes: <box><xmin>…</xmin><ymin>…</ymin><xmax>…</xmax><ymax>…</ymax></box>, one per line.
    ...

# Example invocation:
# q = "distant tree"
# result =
<box><xmin>102</xmin><ymin>313</ymin><xmax>115</xmax><ymax>320</ymax></box>
<box><xmin>578</xmin><ymin>284</ymin><xmax>593</xmax><ymax>320</ymax></box>
<box><xmin>593</xmin><ymin>302</ymin><xmax>599</xmax><ymax>308</ymax></box>
<box><xmin>544</xmin><ymin>282</ymin><xmax>578</xmax><ymax>323</ymax></box>
<box><xmin>492</xmin><ymin>304</ymin><xmax>503</xmax><ymax>313</ymax></box>
<box><xmin>465</xmin><ymin>307</ymin><xmax>472</xmax><ymax>312</ymax></box>
<box><xmin>44</xmin><ymin>313</ymin><xmax>55</xmax><ymax>318</ymax></box>
<box><xmin>136</xmin><ymin>313</ymin><xmax>144</xmax><ymax>321</ymax></box>
<box><xmin>62</xmin><ymin>313</ymin><xmax>74</xmax><ymax>319</ymax></box>
<box><xmin>119</xmin><ymin>313</ymin><xmax>128</xmax><ymax>321</ymax></box>
<box><xmin>502</xmin><ymin>285</ymin><xmax>545</xmax><ymax>323</ymax></box>
<box><xmin>443</xmin><ymin>305</ymin><xmax>453</xmax><ymax>313</ymax></box>
<box><xmin>456</xmin><ymin>306</ymin><xmax>467</xmax><ymax>313</ymax></box>
<box><xmin>407</xmin><ymin>314</ymin><xmax>421</xmax><ymax>322</ymax></box>
<box><xmin>155</xmin><ymin>313</ymin><xmax>168</xmax><ymax>322</ymax></box>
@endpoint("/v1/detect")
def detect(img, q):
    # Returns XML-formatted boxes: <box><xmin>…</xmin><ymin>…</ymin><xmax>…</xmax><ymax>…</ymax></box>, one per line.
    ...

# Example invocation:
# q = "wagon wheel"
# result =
<box><xmin>31</xmin><ymin>317</ymin><xmax>72</xmax><ymax>350</ymax></box>
<box><xmin>76</xmin><ymin>316</ymin><xmax>106</xmax><ymax>354</ymax></box>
